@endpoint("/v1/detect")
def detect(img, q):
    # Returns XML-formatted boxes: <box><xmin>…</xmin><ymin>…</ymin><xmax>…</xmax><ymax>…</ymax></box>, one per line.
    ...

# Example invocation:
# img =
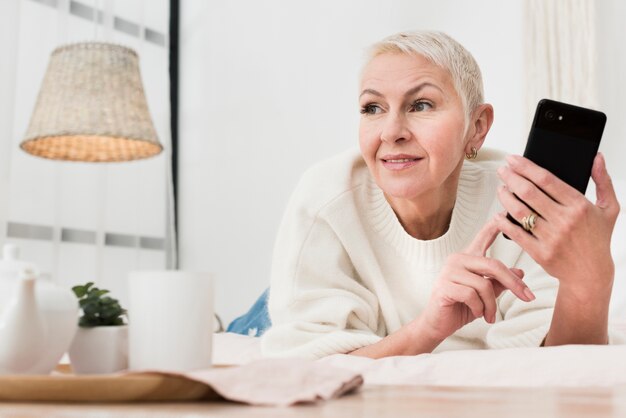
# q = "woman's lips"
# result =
<box><xmin>380</xmin><ymin>155</ymin><xmax>422</xmax><ymax>171</ymax></box>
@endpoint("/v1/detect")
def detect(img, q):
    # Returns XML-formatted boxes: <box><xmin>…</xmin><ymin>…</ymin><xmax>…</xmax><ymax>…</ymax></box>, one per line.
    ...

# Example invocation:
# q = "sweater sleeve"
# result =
<box><xmin>260</xmin><ymin>192</ymin><xmax>382</xmax><ymax>359</ymax></box>
<box><xmin>486</xmin><ymin>251</ymin><xmax>626</xmax><ymax>347</ymax></box>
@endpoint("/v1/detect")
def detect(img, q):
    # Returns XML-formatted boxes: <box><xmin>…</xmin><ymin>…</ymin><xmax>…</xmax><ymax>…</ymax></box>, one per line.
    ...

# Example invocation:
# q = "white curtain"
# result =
<box><xmin>0</xmin><ymin>0</ymin><xmax>21</xmax><ymax>249</ymax></box>
<box><xmin>524</xmin><ymin>0</ymin><xmax>598</xmax><ymax>123</ymax></box>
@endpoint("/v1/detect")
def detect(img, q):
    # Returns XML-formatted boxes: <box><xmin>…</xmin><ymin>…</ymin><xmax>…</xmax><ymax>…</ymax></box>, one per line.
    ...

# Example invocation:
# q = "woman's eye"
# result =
<box><xmin>410</xmin><ymin>101</ymin><xmax>433</xmax><ymax>112</ymax></box>
<box><xmin>360</xmin><ymin>104</ymin><xmax>382</xmax><ymax>115</ymax></box>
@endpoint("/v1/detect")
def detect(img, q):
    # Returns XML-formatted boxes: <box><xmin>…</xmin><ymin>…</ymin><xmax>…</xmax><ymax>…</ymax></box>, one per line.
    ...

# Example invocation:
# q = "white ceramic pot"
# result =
<box><xmin>69</xmin><ymin>325</ymin><xmax>128</xmax><ymax>374</ymax></box>
<box><xmin>0</xmin><ymin>244</ymin><xmax>78</xmax><ymax>375</ymax></box>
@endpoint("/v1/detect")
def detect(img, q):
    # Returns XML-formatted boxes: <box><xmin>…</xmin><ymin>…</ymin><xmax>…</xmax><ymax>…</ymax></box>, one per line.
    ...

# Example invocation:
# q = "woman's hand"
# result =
<box><xmin>495</xmin><ymin>153</ymin><xmax>619</xmax><ymax>298</ymax></box>
<box><xmin>419</xmin><ymin>218</ymin><xmax>536</xmax><ymax>343</ymax></box>
<box><xmin>351</xmin><ymin>217</ymin><xmax>534</xmax><ymax>358</ymax></box>
<box><xmin>496</xmin><ymin>153</ymin><xmax>620</xmax><ymax>345</ymax></box>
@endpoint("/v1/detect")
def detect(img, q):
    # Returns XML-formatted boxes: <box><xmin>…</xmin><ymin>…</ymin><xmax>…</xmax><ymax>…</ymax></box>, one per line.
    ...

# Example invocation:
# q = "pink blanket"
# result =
<box><xmin>183</xmin><ymin>358</ymin><xmax>362</xmax><ymax>406</ymax></box>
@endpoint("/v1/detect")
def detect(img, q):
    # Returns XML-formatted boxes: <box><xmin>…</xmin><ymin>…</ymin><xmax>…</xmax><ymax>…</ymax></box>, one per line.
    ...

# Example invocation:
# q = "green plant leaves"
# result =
<box><xmin>71</xmin><ymin>282</ymin><xmax>94</xmax><ymax>298</ymax></box>
<box><xmin>72</xmin><ymin>282</ymin><xmax>127</xmax><ymax>327</ymax></box>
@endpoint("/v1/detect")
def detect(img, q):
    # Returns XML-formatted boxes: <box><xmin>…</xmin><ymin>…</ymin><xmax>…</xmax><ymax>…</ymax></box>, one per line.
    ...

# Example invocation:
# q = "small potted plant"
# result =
<box><xmin>68</xmin><ymin>282</ymin><xmax>128</xmax><ymax>374</ymax></box>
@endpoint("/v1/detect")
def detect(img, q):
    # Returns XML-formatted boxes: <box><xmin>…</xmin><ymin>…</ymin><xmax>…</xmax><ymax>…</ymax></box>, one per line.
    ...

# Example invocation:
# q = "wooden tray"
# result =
<box><xmin>0</xmin><ymin>370</ymin><xmax>221</xmax><ymax>402</ymax></box>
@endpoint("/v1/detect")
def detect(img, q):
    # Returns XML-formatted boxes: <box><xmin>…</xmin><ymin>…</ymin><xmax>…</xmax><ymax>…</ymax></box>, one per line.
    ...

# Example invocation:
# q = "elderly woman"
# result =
<box><xmin>260</xmin><ymin>31</ymin><xmax>622</xmax><ymax>359</ymax></box>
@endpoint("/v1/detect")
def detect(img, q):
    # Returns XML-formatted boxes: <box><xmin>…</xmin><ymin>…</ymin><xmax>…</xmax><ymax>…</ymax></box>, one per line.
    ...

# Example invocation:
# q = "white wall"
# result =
<box><xmin>179</xmin><ymin>0</ymin><xmax>525</xmax><ymax>323</ymax></box>
<box><xmin>597</xmin><ymin>0</ymin><xmax>626</xmax><ymax>181</ymax></box>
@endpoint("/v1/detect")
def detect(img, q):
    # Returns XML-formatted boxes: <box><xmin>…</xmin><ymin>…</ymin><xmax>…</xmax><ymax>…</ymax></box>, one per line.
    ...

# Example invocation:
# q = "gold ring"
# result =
<box><xmin>521</xmin><ymin>212</ymin><xmax>538</xmax><ymax>232</ymax></box>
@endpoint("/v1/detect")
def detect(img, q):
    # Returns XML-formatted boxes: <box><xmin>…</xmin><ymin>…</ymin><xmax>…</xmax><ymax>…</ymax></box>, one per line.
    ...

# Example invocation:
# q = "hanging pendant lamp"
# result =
<box><xmin>21</xmin><ymin>42</ymin><xmax>162</xmax><ymax>162</ymax></box>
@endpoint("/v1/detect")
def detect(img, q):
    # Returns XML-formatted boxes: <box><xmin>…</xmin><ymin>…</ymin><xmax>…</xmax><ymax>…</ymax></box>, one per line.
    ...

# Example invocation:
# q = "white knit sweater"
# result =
<box><xmin>260</xmin><ymin>148</ymin><xmax>616</xmax><ymax>359</ymax></box>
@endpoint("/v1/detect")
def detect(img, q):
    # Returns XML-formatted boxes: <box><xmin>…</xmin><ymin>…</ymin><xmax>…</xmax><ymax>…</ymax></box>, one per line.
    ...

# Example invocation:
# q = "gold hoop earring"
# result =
<box><xmin>465</xmin><ymin>147</ymin><xmax>478</xmax><ymax>160</ymax></box>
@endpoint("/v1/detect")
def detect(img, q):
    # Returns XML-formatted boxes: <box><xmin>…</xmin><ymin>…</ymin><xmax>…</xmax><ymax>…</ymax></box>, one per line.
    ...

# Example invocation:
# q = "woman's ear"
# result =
<box><xmin>466</xmin><ymin>104</ymin><xmax>494</xmax><ymax>152</ymax></box>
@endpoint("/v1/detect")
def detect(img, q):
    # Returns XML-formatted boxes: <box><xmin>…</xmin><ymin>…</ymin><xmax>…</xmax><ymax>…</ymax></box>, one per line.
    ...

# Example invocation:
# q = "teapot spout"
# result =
<box><xmin>0</xmin><ymin>269</ymin><xmax>46</xmax><ymax>374</ymax></box>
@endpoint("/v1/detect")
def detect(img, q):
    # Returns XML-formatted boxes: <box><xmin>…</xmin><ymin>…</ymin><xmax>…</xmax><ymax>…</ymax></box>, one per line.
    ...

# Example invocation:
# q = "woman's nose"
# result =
<box><xmin>380</xmin><ymin>112</ymin><xmax>411</xmax><ymax>144</ymax></box>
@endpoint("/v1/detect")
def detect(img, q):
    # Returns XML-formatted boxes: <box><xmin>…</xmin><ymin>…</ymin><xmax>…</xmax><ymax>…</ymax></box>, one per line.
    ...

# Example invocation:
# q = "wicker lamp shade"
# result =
<box><xmin>21</xmin><ymin>42</ymin><xmax>162</xmax><ymax>162</ymax></box>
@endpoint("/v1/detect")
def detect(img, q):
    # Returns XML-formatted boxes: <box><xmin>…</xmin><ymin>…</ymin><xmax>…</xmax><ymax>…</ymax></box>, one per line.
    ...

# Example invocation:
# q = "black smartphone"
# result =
<box><xmin>505</xmin><ymin>99</ymin><xmax>607</xmax><ymax>236</ymax></box>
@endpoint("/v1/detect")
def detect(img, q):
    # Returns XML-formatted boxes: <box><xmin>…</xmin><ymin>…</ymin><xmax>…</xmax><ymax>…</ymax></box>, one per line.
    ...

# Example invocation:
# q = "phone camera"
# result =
<box><xmin>545</xmin><ymin>110</ymin><xmax>556</xmax><ymax>121</ymax></box>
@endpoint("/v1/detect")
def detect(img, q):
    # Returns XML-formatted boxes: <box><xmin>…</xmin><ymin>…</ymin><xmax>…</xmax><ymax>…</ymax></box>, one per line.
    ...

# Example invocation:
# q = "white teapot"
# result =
<box><xmin>0</xmin><ymin>244</ymin><xmax>78</xmax><ymax>375</ymax></box>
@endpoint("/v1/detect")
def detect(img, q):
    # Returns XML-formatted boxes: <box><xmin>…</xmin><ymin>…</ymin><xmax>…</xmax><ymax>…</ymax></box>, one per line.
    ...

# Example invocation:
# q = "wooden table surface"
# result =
<box><xmin>1</xmin><ymin>384</ymin><xmax>626</xmax><ymax>418</ymax></box>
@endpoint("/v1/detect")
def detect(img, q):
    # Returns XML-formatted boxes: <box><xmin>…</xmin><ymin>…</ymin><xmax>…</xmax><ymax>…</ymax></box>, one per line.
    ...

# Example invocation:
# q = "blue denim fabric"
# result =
<box><xmin>226</xmin><ymin>288</ymin><xmax>271</xmax><ymax>337</ymax></box>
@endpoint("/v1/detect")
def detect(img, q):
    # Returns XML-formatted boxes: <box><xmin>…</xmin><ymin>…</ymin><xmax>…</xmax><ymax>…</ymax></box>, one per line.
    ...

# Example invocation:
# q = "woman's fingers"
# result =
<box><xmin>451</xmin><ymin>253</ymin><xmax>535</xmax><ymax>302</ymax></box>
<box><xmin>510</xmin><ymin>268</ymin><xmax>525</xmax><ymax>279</ymax></box>
<box><xmin>497</xmin><ymin>185</ymin><xmax>546</xmax><ymax>238</ymax></box>
<box><xmin>503</xmin><ymin>155</ymin><xmax>581</xmax><ymax>205</ymax></box>
<box><xmin>491</xmin><ymin>280</ymin><xmax>507</xmax><ymax>299</ymax></box>
<box><xmin>446</xmin><ymin>282</ymin><xmax>485</xmax><ymax>320</ymax></box>
<box><xmin>494</xmin><ymin>211</ymin><xmax>543</xmax><ymax>262</ymax></box>
<box><xmin>464</xmin><ymin>216</ymin><xmax>501</xmax><ymax>257</ymax></box>
<box><xmin>592</xmin><ymin>153</ymin><xmax>620</xmax><ymax>216</ymax></box>
<box><xmin>497</xmin><ymin>166</ymin><xmax>559</xmax><ymax>224</ymax></box>
<box><xmin>440</xmin><ymin>263</ymin><xmax>526</xmax><ymax>325</ymax></box>
<box><xmin>431</xmin><ymin>218</ymin><xmax>534</xmax><ymax>333</ymax></box>
<box><xmin>492</xmin><ymin>268</ymin><xmax>524</xmax><ymax>298</ymax></box>
<box><xmin>450</xmin><ymin>272</ymin><xmax>498</xmax><ymax>323</ymax></box>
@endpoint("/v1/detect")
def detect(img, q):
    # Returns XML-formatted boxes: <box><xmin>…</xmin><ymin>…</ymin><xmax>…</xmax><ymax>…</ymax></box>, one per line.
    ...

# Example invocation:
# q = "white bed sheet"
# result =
<box><xmin>214</xmin><ymin>330</ymin><xmax>626</xmax><ymax>388</ymax></box>
<box><xmin>318</xmin><ymin>344</ymin><xmax>626</xmax><ymax>387</ymax></box>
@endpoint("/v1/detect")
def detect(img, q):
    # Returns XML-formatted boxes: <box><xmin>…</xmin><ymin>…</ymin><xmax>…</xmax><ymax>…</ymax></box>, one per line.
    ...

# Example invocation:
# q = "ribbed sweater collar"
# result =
<box><xmin>365</xmin><ymin>160</ymin><xmax>491</xmax><ymax>270</ymax></box>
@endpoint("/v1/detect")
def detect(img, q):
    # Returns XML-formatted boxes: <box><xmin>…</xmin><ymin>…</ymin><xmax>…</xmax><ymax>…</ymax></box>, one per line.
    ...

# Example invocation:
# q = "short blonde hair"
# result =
<box><xmin>365</xmin><ymin>31</ymin><xmax>484</xmax><ymax>119</ymax></box>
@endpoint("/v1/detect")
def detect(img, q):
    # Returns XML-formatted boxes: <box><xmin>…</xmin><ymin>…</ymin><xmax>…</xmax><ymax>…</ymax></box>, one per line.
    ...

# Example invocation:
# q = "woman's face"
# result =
<box><xmin>359</xmin><ymin>52</ymin><xmax>469</xmax><ymax>201</ymax></box>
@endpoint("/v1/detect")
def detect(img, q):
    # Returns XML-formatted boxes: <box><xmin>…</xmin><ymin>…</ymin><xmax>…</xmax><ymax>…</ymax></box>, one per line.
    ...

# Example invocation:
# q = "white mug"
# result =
<box><xmin>128</xmin><ymin>271</ymin><xmax>214</xmax><ymax>372</ymax></box>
